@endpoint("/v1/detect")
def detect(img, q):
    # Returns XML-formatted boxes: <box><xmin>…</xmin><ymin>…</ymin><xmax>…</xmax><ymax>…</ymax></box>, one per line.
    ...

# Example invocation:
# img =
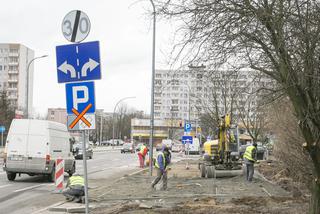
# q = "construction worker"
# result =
<box><xmin>151</xmin><ymin>145</ymin><xmax>171</xmax><ymax>190</ymax></box>
<box><xmin>63</xmin><ymin>173</ymin><xmax>85</xmax><ymax>203</ymax></box>
<box><xmin>243</xmin><ymin>142</ymin><xmax>258</xmax><ymax>182</ymax></box>
<box><xmin>138</xmin><ymin>143</ymin><xmax>148</xmax><ymax>168</ymax></box>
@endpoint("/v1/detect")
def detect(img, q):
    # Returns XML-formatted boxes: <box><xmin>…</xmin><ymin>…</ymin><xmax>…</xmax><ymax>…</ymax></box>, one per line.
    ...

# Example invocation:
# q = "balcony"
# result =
<box><xmin>8</xmin><ymin>79</ymin><xmax>18</xmax><ymax>83</ymax></box>
<box><xmin>8</xmin><ymin>95</ymin><xmax>18</xmax><ymax>100</ymax></box>
<box><xmin>7</xmin><ymin>88</ymin><xmax>17</xmax><ymax>91</ymax></box>
<box><xmin>9</xmin><ymin>52</ymin><xmax>19</xmax><ymax>57</ymax></box>
<box><xmin>8</xmin><ymin>70</ymin><xmax>18</xmax><ymax>74</ymax></box>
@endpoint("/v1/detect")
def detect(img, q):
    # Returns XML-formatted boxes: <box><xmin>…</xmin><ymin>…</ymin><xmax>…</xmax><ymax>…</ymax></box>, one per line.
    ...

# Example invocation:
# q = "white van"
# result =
<box><xmin>3</xmin><ymin>119</ymin><xmax>75</xmax><ymax>181</ymax></box>
<box><xmin>185</xmin><ymin>138</ymin><xmax>200</xmax><ymax>155</ymax></box>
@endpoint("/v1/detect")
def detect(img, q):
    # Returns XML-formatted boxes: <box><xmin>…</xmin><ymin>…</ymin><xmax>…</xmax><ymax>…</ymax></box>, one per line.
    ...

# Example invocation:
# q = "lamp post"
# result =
<box><xmin>112</xmin><ymin>96</ymin><xmax>135</xmax><ymax>147</ymax></box>
<box><xmin>149</xmin><ymin>0</ymin><xmax>156</xmax><ymax>176</ymax></box>
<box><xmin>26</xmin><ymin>55</ymin><xmax>48</xmax><ymax>118</ymax></box>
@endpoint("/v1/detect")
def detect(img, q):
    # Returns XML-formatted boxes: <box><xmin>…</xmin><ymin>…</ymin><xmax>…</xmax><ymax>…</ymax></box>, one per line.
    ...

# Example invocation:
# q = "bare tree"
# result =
<box><xmin>156</xmin><ymin>1</ymin><xmax>320</xmax><ymax>212</ymax></box>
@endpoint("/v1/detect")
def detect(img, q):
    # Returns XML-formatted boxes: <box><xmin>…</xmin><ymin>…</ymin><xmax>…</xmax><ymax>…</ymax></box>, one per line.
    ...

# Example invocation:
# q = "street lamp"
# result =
<box><xmin>26</xmin><ymin>55</ymin><xmax>48</xmax><ymax>118</ymax></box>
<box><xmin>112</xmin><ymin>96</ymin><xmax>135</xmax><ymax>147</ymax></box>
<box><xmin>149</xmin><ymin>0</ymin><xmax>156</xmax><ymax>176</ymax></box>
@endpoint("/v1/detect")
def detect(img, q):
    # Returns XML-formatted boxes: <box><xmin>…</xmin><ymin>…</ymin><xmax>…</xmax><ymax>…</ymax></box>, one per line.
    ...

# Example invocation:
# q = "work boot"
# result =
<box><xmin>66</xmin><ymin>196</ymin><xmax>75</xmax><ymax>202</ymax></box>
<box><xmin>81</xmin><ymin>196</ymin><xmax>86</xmax><ymax>204</ymax></box>
<box><xmin>74</xmin><ymin>197</ymin><xmax>82</xmax><ymax>203</ymax></box>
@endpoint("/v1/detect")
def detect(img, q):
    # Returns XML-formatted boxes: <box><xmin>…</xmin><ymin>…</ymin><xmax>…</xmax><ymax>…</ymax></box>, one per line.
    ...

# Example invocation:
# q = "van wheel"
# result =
<box><xmin>200</xmin><ymin>164</ymin><xmax>206</xmax><ymax>178</ymax></box>
<box><xmin>7</xmin><ymin>172</ymin><xmax>16</xmax><ymax>181</ymax></box>
<box><xmin>48</xmin><ymin>166</ymin><xmax>55</xmax><ymax>182</ymax></box>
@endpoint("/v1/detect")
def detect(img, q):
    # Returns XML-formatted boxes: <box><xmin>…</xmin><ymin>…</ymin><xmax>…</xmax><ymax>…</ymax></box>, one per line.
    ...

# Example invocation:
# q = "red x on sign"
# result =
<box><xmin>69</xmin><ymin>103</ymin><xmax>92</xmax><ymax>129</ymax></box>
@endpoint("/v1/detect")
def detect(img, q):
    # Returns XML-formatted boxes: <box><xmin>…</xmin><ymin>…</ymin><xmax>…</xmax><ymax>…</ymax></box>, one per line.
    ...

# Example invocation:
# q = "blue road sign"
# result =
<box><xmin>65</xmin><ymin>81</ymin><xmax>95</xmax><ymax>114</ymax></box>
<box><xmin>56</xmin><ymin>41</ymin><xmax>101</xmax><ymax>83</ymax></box>
<box><xmin>184</xmin><ymin>123</ymin><xmax>192</xmax><ymax>132</ymax></box>
<box><xmin>182</xmin><ymin>136</ymin><xmax>193</xmax><ymax>145</ymax></box>
<box><xmin>0</xmin><ymin>126</ymin><xmax>5</xmax><ymax>133</ymax></box>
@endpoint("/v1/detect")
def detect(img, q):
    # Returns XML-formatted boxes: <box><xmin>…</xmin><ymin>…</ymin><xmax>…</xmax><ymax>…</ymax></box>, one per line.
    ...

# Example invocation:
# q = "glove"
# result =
<box><xmin>256</xmin><ymin>160</ymin><xmax>260</xmax><ymax>164</ymax></box>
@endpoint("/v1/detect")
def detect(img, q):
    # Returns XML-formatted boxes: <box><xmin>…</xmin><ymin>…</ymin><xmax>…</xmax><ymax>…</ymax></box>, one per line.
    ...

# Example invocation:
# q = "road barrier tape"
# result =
<box><xmin>55</xmin><ymin>158</ymin><xmax>64</xmax><ymax>191</ymax></box>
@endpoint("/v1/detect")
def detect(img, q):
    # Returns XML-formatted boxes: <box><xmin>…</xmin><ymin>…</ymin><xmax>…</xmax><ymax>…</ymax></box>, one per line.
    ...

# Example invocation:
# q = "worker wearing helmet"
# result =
<box><xmin>151</xmin><ymin>144</ymin><xmax>171</xmax><ymax>190</ymax></box>
<box><xmin>63</xmin><ymin>173</ymin><xmax>85</xmax><ymax>203</ymax></box>
<box><xmin>243</xmin><ymin>142</ymin><xmax>258</xmax><ymax>182</ymax></box>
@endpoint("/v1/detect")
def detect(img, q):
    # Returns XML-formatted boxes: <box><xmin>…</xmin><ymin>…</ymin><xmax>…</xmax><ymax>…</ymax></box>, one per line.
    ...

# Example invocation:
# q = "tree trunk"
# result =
<box><xmin>310</xmin><ymin>179</ymin><xmax>320</xmax><ymax>213</ymax></box>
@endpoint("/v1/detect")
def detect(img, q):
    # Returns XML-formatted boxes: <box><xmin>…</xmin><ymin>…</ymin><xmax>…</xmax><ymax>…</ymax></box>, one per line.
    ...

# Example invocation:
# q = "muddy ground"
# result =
<box><xmin>89</xmin><ymin>160</ymin><xmax>309</xmax><ymax>214</ymax></box>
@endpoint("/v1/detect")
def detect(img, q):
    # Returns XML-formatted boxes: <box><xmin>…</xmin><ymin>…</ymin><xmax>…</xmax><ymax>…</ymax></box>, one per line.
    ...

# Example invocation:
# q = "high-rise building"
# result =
<box><xmin>154</xmin><ymin>65</ymin><xmax>274</xmax><ymax>123</ymax></box>
<box><xmin>0</xmin><ymin>43</ymin><xmax>34</xmax><ymax>114</ymax></box>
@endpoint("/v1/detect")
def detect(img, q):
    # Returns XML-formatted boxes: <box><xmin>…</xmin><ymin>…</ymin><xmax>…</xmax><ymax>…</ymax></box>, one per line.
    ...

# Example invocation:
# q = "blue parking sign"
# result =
<box><xmin>65</xmin><ymin>81</ymin><xmax>95</xmax><ymax>114</ymax></box>
<box><xmin>56</xmin><ymin>41</ymin><xmax>101</xmax><ymax>83</ymax></box>
<box><xmin>184</xmin><ymin>123</ymin><xmax>192</xmax><ymax>132</ymax></box>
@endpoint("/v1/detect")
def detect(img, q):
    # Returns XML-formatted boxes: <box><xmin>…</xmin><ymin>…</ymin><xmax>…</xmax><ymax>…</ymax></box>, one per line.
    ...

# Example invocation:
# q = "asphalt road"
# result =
<box><xmin>0</xmin><ymin>149</ymin><xmax>138</xmax><ymax>214</ymax></box>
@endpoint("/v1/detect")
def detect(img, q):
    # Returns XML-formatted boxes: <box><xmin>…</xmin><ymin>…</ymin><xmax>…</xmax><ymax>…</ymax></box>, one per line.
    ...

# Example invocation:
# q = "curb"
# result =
<box><xmin>47</xmin><ymin>168</ymin><xmax>148</xmax><ymax>213</ymax></box>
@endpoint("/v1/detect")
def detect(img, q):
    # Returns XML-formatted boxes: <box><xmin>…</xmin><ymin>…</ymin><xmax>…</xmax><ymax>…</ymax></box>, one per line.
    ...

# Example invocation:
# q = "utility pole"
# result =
<box><xmin>149</xmin><ymin>0</ymin><xmax>156</xmax><ymax>176</ymax></box>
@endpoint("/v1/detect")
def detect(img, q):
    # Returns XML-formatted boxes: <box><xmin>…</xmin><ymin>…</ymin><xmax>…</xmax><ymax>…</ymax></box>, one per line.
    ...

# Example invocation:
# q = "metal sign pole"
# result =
<box><xmin>1</xmin><ymin>131</ymin><xmax>3</xmax><ymax>147</ymax></box>
<box><xmin>82</xmin><ymin>130</ymin><xmax>89</xmax><ymax>213</ymax></box>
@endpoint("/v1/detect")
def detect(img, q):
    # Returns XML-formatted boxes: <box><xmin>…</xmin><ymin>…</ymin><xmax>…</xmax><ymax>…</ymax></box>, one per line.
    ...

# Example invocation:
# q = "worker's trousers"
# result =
<box><xmin>63</xmin><ymin>186</ymin><xmax>84</xmax><ymax>199</ymax></box>
<box><xmin>245</xmin><ymin>162</ymin><xmax>254</xmax><ymax>182</ymax></box>
<box><xmin>151</xmin><ymin>168</ymin><xmax>167</xmax><ymax>190</ymax></box>
<box><xmin>138</xmin><ymin>153</ymin><xmax>145</xmax><ymax>168</ymax></box>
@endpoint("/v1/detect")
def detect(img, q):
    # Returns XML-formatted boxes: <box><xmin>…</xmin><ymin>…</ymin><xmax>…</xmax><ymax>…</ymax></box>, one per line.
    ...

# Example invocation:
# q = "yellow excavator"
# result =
<box><xmin>199</xmin><ymin>114</ymin><xmax>242</xmax><ymax>178</ymax></box>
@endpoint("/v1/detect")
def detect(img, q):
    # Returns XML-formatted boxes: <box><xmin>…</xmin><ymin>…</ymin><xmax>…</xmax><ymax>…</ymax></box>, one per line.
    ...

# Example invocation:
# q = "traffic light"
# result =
<box><xmin>179</xmin><ymin>121</ymin><xmax>182</xmax><ymax>127</ymax></box>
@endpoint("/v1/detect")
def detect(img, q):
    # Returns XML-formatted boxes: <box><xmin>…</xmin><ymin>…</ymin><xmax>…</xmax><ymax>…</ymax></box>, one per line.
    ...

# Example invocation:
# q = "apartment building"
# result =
<box><xmin>0</xmin><ymin>43</ymin><xmax>34</xmax><ymax>114</ymax></box>
<box><xmin>154</xmin><ymin>65</ymin><xmax>274</xmax><ymax>123</ymax></box>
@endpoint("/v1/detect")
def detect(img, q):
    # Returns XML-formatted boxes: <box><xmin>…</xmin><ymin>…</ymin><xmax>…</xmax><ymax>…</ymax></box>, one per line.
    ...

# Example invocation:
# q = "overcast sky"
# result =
<box><xmin>0</xmin><ymin>0</ymin><xmax>175</xmax><ymax>116</ymax></box>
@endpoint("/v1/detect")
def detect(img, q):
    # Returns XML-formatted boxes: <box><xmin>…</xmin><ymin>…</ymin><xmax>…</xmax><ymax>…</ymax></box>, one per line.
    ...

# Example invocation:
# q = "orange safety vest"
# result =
<box><xmin>139</xmin><ymin>145</ymin><xmax>147</xmax><ymax>156</ymax></box>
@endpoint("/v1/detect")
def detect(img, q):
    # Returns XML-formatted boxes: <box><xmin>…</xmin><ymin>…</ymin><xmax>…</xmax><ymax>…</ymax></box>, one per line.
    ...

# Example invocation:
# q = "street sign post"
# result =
<box><xmin>182</xmin><ymin>135</ymin><xmax>193</xmax><ymax>170</ymax></box>
<box><xmin>62</xmin><ymin>10</ymin><xmax>91</xmax><ymax>43</ymax></box>
<box><xmin>0</xmin><ymin>126</ymin><xmax>5</xmax><ymax>147</ymax></box>
<box><xmin>57</xmin><ymin>10</ymin><xmax>99</xmax><ymax>213</ymax></box>
<box><xmin>56</xmin><ymin>41</ymin><xmax>101</xmax><ymax>83</ymax></box>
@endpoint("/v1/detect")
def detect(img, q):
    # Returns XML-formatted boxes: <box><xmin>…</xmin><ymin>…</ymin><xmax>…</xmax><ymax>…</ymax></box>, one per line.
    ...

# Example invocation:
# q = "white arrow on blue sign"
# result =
<box><xmin>56</xmin><ymin>41</ymin><xmax>101</xmax><ymax>83</ymax></box>
<box><xmin>182</xmin><ymin>136</ymin><xmax>193</xmax><ymax>145</ymax></box>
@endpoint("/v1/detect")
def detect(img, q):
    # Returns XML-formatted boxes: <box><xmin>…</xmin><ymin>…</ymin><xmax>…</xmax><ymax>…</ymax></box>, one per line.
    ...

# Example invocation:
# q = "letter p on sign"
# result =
<box><xmin>66</xmin><ymin>81</ymin><xmax>96</xmax><ymax>114</ymax></box>
<box><xmin>72</xmin><ymin>86</ymin><xmax>89</xmax><ymax>109</ymax></box>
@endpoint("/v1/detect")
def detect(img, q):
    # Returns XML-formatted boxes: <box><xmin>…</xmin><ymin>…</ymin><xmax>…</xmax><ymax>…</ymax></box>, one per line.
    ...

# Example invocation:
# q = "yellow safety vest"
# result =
<box><xmin>139</xmin><ymin>145</ymin><xmax>146</xmax><ymax>155</ymax></box>
<box><xmin>243</xmin><ymin>145</ymin><xmax>256</xmax><ymax>162</ymax></box>
<box><xmin>154</xmin><ymin>152</ymin><xmax>165</xmax><ymax>169</ymax></box>
<box><xmin>69</xmin><ymin>176</ymin><xmax>84</xmax><ymax>186</ymax></box>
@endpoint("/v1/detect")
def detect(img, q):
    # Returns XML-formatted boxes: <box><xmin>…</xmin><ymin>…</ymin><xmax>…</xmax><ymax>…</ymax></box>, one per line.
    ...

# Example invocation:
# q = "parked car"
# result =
<box><xmin>100</xmin><ymin>140</ymin><xmax>110</xmax><ymax>146</ymax></box>
<box><xmin>109</xmin><ymin>139</ymin><xmax>124</xmax><ymax>146</ymax></box>
<box><xmin>135</xmin><ymin>143</ymin><xmax>144</xmax><ymax>152</ymax></box>
<box><xmin>73</xmin><ymin>143</ymin><xmax>93</xmax><ymax>159</ymax></box>
<box><xmin>185</xmin><ymin>138</ymin><xmax>200</xmax><ymax>155</ymax></box>
<box><xmin>171</xmin><ymin>143</ymin><xmax>183</xmax><ymax>153</ymax></box>
<box><xmin>121</xmin><ymin>143</ymin><xmax>135</xmax><ymax>153</ymax></box>
<box><xmin>3</xmin><ymin>119</ymin><xmax>75</xmax><ymax>181</ymax></box>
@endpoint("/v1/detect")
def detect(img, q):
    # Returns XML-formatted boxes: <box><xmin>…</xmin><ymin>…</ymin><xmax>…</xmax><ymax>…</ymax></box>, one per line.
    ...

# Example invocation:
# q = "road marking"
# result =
<box><xmin>262</xmin><ymin>187</ymin><xmax>272</xmax><ymax>196</ymax></box>
<box><xmin>0</xmin><ymin>184</ymin><xmax>12</xmax><ymax>189</ymax></box>
<box><xmin>14</xmin><ymin>184</ymin><xmax>46</xmax><ymax>193</ymax></box>
<box><xmin>30</xmin><ymin>201</ymin><xmax>65</xmax><ymax>214</ymax></box>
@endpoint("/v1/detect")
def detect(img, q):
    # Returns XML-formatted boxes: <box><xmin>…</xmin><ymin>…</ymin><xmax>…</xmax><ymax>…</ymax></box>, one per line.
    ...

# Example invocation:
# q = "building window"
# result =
<box><xmin>171</xmin><ymin>99</ymin><xmax>178</xmax><ymax>104</ymax></box>
<box><xmin>155</xmin><ymin>73</ymin><xmax>161</xmax><ymax>78</ymax></box>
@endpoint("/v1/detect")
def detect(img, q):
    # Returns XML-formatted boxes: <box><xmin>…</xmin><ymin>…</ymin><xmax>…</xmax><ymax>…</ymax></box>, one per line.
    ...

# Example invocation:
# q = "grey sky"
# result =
<box><xmin>0</xmin><ymin>0</ymin><xmax>173</xmax><ymax>115</ymax></box>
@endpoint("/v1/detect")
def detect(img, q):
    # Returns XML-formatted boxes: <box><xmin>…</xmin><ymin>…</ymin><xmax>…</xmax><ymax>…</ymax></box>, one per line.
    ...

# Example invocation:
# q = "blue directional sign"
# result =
<box><xmin>65</xmin><ymin>81</ymin><xmax>95</xmax><ymax>114</ymax></box>
<box><xmin>182</xmin><ymin>136</ymin><xmax>193</xmax><ymax>145</ymax></box>
<box><xmin>184</xmin><ymin>123</ymin><xmax>192</xmax><ymax>133</ymax></box>
<box><xmin>56</xmin><ymin>41</ymin><xmax>101</xmax><ymax>83</ymax></box>
<box><xmin>0</xmin><ymin>126</ymin><xmax>5</xmax><ymax>133</ymax></box>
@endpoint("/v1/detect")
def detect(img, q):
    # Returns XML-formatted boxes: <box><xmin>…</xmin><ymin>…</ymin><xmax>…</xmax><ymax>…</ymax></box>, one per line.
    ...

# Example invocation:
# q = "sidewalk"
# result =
<box><xmin>84</xmin><ymin>160</ymin><xmax>306</xmax><ymax>214</ymax></box>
